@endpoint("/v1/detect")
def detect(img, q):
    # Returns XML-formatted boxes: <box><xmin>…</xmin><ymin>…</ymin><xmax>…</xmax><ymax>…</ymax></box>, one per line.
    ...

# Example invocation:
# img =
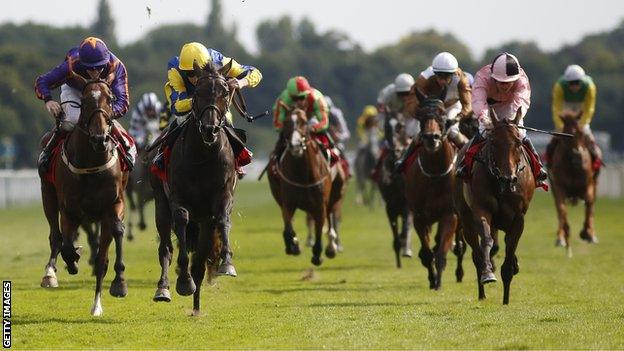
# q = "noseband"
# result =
<box><xmin>486</xmin><ymin>124</ymin><xmax>526</xmax><ymax>193</ymax></box>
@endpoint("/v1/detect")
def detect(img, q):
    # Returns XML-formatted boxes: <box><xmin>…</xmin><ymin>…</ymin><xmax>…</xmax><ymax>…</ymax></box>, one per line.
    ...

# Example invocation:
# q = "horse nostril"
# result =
<box><xmin>511</xmin><ymin>176</ymin><xmax>518</xmax><ymax>184</ymax></box>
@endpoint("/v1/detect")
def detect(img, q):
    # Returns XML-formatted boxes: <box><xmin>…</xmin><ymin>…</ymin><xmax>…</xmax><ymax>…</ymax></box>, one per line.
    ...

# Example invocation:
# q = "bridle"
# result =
<box><xmin>485</xmin><ymin>123</ymin><xmax>526</xmax><ymax>193</ymax></box>
<box><xmin>416</xmin><ymin>98</ymin><xmax>455</xmax><ymax>178</ymax></box>
<box><xmin>72</xmin><ymin>79</ymin><xmax>114</xmax><ymax>139</ymax></box>
<box><xmin>191</xmin><ymin>74</ymin><xmax>230</xmax><ymax>145</ymax></box>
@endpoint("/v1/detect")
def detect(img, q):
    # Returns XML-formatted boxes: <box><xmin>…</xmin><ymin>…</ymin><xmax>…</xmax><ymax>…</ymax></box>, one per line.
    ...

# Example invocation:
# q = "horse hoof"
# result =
<box><xmin>291</xmin><ymin>244</ymin><xmax>301</xmax><ymax>256</ymax></box>
<box><xmin>153</xmin><ymin>288</ymin><xmax>172</xmax><ymax>302</ymax></box>
<box><xmin>139</xmin><ymin>222</ymin><xmax>147</xmax><ymax>231</ymax></box>
<box><xmin>66</xmin><ymin>262</ymin><xmax>79</xmax><ymax>275</ymax></box>
<box><xmin>127</xmin><ymin>233</ymin><xmax>134</xmax><ymax>242</ymax></box>
<box><xmin>325</xmin><ymin>245</ymin><xmax>337</xmax><ymax>259</ymax></box>
<box><xmin>109</xmin><ymin>278</ymin><xmax>128</xmax><ymax>298</ymax></box>
<box><xmin>401</xmin><ymin>248</ymin><xmax>413</xmax><ymax>258</ymax></box>
<box><xmin>311</xmin><ymin>256</ymin><xmax>323</xmax><ymax>266</ymax></box>
<box><xmin>480</xmin><ymin>272</ymin><xmax>497</xmax><ymax>284</ymax></box>
<box><xmin>336</xmin><ymin>244</ymin><xmax>344</xmax><ymax>253</ymax></box>
<box><xmin>176</xmin><ymin>276</ymin><xmax>196</xmax><ymax>296</ymax></box>
<box><xmin>555</xmin><ymin>238</ymin><xmax>566</xmax><ymax>247</ymax></box>
<box><xmin>91</xmin><ymin>304</ymin><xmax>103</xmax><ymax>317</ymax></box>
<box><xmin>40</xmin><ymin>275</ymin><xmax>58</xmax><ymax>288</ymax></box>
<box><xmin>191</xmin><ymin>309</ymin><xmax>201</xmax><ymax>317</ymax></box>
<box><xmin>217</xmin><ymin>263</ymin><xmax>237</xmax><ymax>277</ymax></box>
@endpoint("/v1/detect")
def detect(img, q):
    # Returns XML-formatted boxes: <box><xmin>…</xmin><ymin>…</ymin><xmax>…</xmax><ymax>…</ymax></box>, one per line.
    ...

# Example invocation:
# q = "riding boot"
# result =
<box><xmin>38</xmin><ymin>128</ymin><xmax>65</xmax><ymax>177</ymax></box>
<box><xmin>394</xmin><ymin>136</ymin><xmax>420</xmax><ymax>174</ymax></box>
<box><xmin>523</xmin><ymin>137</ymin><xmax>548</xmax><ymax>184</ymax></box>
<box><xmin>456</xmin><ymin>134</ymin><xmax>484</xmax><ymax>178</ymax></box>
<box><xmin>584</xmin><ymin>132</ymin><xmax>603</xmax><ymax>173</ymax></box>
<box><xmin>152</xmin><ymin>118</ymin><xmax>180</xmax><ymax>170</ymax></box>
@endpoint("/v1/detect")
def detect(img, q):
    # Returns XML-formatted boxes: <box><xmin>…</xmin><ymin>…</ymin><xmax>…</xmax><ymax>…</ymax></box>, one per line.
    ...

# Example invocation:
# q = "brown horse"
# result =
<box><xmin>149</xmin><ymin>62</ymin><xmax>239</xmax><ymax>315</ymax></box>
<box><xmin>454</xmin><ymin>108</ymin><xmax>535</xmax><ymax>304</ymax></box>
<box><xmin>375</xmin><ymin>113</ymin><xmax>413</xmax><ymax>268</ymax></box>
<box><xmin>39</xmin><ymin>74</ymin><xmax>129</xmax><ymax>316</ymax></box>
<box><xmin>548</xmin><ymin>114</ymin><xmax>598</xmax><ymax>254</ymax></box>
<box><xmin>268</xmin><ymin>107</ymin><xmax>346</xmax><ymax>266</ymax></box>
<box><xmin>404</xmin><ymin>91</ymin><xmax>460</xmax><ymax>289</ymax></box>
<box><xmin>125</xmin><ymin>147</ymin><xmax>153</xmax><ymax>240</ymax></box>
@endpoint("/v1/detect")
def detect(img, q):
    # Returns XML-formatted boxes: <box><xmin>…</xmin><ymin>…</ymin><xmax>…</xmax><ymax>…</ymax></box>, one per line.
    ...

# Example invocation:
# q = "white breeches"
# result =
<box><xmin>60</xmin><ymin>84</ymin><xmax>82</xmax><ymax>131</ymax></box>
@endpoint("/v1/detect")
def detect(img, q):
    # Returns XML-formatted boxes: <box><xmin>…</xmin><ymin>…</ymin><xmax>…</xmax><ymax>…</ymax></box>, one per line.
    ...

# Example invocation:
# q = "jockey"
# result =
<box><xmin>357</xmin><ymin>105</ymin><xmax>380</xmax><ymax>148</ymax></box>
<box><xmin>35</xmin><ymin>36</ymin><xmax>132</xmax><ymax>174</ymax></box>
<box><xmin>395</xmin><ymin>52</ymin><xmax>472</xmax><ymax>172</ymax></box>
<box><xmin>324</xmin><ymin>96</ymin><xmax>351</xmax><ymax>153</ymax></box>
<box><xmin>371</xmin><ymin>73</ymin><xmax>415</xmax><ymax>180</ymax></box>
<box><xmin>153</xmin><ymin>42</ymin><xmax>262</xmax><ymax>177</ymax></box>
<box><xmin>271</xmin><ymin>76</ymin><xmax>332</xmax><ymax>159</ymax></box>
<box><xmin>128</xmin><ymin>92</ymin><xmax>163</xmax><ymax>150</ymax></box>
<box><xmin>456</xmin><ymin>52</ymin><xmax>548</xmax><ymax>186</ymax></box>
<box><xmin>547</xmin><ymin>64</ymin><xmax>601</xmax><ymax>167</ymax></box>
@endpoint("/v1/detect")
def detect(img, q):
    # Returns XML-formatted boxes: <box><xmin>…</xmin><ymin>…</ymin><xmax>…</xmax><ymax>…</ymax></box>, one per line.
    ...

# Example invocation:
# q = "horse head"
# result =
<box><xmin>560</xmin><ymin>111</ymin><xmax>585</xmax><ymax>145</ymax></box>
<box><xmin>280</xmin><ymin>102</ymin><xmax>309</xmax><ymax>158</ymax></box>
<box><xmin>414</xmin><ymin>88</ymin><xmax>447</xmax><ymax>152</ymax></box>
<box><xmin>192</xmin><ymin>61</ymin><xmax>231</xmax><ymax>146</ymax></box>
<box><xmin>72</xmin><ymin>71</ymin><xmax>115</xmax><ymax>153</ymax></box>
<box><xmin>489</xmin><ymin>107</ymin><xmax>526</xmax><ymax>193</ymax></box>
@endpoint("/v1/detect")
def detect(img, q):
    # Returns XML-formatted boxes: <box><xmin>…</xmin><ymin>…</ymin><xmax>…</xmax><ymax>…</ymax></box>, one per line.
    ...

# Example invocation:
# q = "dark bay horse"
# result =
<box><xmin>548</xmin><ymin>114</ymin><xmax>598</xmax><ymax>254</ymax></box>
<box><xmin>149</xmin><ymin>62</ymin><xmax>239</xmax><ymax>316</ymax></box>
<box><xmin>39</xmin><ymin>74</ymin><xmax>129</xmax><ymax>316</ymax></box>
<box><xmin>404</xmin><ymin>91</ymin><xmax>461</xmax><ymax>289</ymax></box>
<box><xmin>375</xmin><ymin>116</ymin><xmax>412</xmax><ymax>268</ymax></box>
<box><xmin>268</xmin><ymin>107</ymin><xmax>346</xmax><ymax>266</ymax></box>
<box><xmin>454</xmin><ymin>108</ymin><xmax>535</xmax><ymax>304</ymax></box>
<box><xmin>125</xmin><ymin>147</ymin><xmax>153</xmax><ymax>240</ymax></box>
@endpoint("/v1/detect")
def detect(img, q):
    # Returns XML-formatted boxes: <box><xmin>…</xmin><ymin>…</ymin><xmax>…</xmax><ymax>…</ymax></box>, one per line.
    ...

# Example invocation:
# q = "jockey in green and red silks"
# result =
<box><xmin>34</xmin><ymin>36</ymin><xmax>133</xmax><ymax>174</ymax></box>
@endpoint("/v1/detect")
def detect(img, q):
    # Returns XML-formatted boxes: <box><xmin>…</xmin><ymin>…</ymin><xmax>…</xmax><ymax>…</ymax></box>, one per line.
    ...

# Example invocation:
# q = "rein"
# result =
<box><xmin>417</xmin><ymin>153</ymin><xmax>457</xmax><ymax>177</ymax></box>
<box><xmin>276</xmin><ymin>127</ymin><xmax>331</xmax><ymax>188</ymax></box>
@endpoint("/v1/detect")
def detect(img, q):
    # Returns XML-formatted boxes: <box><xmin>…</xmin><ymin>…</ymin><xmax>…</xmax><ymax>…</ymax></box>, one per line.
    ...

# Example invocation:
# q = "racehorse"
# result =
<box><xmin>267</xmin><ymin>106</ymin><xmax>346</xmax><ymax>266</ymax></box>
<box><xmin>375</xmin><ymin>114</ymin><xmax>412</xmax><ymax>268</ymax></box>
<box><xmin>39</xmin><ymin>73</ymin><xmax>129</xmax><ymax>316</ymax></box>
<box><xmin>354</xmin><ymin>125</ymin><xmax>380</xmax><ymax>208</ymax></box>
<box><xmin>454</xmin><ymin>108</ymin><xmax>535</xmax><ymax>304</ymax></box>
<box><xmin>548</xmin><ymin>113</ymin><xmax>598</xmax><ymax>254</ymax></box>
<box><xmin>403</xmin><ymin>90</ymin><xmax>460</xmax><ymax>289</ymax></box>
<box><xmin>150</xmin><ymin>62</ymin><xmax>239</xmax><ymax>316</ymax></box>
<box><xmin>125</xmin><ymin>147</ymin><xmax>153</xmax><ymax>240</ymax></box>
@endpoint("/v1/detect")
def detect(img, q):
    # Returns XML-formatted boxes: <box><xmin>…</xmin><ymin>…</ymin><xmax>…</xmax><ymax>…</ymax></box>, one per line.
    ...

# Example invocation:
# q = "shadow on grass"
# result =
<box><xmin>13</xmin><ymin>317</ymin><xmax>121</xmax><ymax>326</ymax></box>
<box><xmin>305</xmin><ymin>301</ymin><xmax>429</xmax><ymax>308</ymax></box>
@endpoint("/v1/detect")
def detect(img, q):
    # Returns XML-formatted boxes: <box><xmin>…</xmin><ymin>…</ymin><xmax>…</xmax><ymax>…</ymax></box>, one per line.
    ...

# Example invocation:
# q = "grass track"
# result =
<box><xmin>1</xmin><ymin>182</ymin><xmax>623</xmax><ymax>349</ymax></box>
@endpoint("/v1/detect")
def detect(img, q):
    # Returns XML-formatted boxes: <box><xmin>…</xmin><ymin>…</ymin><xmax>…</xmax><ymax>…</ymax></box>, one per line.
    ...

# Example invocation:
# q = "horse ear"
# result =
<box><xmin>513</xmin><ymin>107</ymin><xmax>523</xmax><ymax>125</ymax></box>
<box><xmin>192</xmin><ymin>60</ymin><xmax>203</xmax><ymax>78</ymax></box>
<box><xmin>414</xmin><ymin>87</ymin><xmax>426</xmax><ymax>104</ymax></box>
<box><xmin>105</xmin><ymin>72</ymin><xmax>115</xmax><ymax>85</ymax></box>
<box><xmin>219</xmin><ymin>59</ymin><xmax>233</xmax><ymax>76</ymax></box>
<box><xmin>575</xmin><ymin>110</ymin><xmax>583</xmax><ymax>121</ymax></box>
<box><xmin>489</xmin><ymin>107</ymin><xmax>499</xmax><ymax>125</ymax></box>
<box><xmin>69</xmin><ymin>69</ymin><xmax>88</xmax><ymax>90</ymax></box>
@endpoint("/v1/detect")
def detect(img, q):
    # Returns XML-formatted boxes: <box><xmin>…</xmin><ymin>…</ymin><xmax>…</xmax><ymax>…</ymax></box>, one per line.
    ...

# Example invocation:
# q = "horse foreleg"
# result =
<box><xmin>474</xmin><ymin>211</ymin><xmax>496</xmax><ymax>284</ymax></box>
<box><xmin>191</xmin><ymin>222</ymin><xmax>211</xmax><ymax>316</ymax></box>
<box><xmin>552</xmin><ymin>185</ymin><xmax>570</xmax><ymax>248</ymax></box>
<box><xmin>433</xmin><ymin>213</ymin><xmax>458</xmax><ymax>290</ymax></box>
<box><xmin>173</xmin><ymin>206</ymin><xmax>195</xmax><ymax>296</ymax></box>
<box><xmin>59</xmin><ymin>213</ymin><xmax>81</xmax><ymax>275</ymax></box>
<box><xmin>107</xmin><ymin>205</ymin><xmax>127</xmax><ymax>298</ymax></box>
<box><xmin>502</xmin><ymin>219</ymin><xmax>524</xmax><ymax>305</ymax></box>
<box><xmin>414</xmin><ymin>220</ymin><xmax>436</xmax><ymax>289</ymax></box>
<box><xmin>153</xmin><ymin>190</ymin><xmax>173</xmax><ymax>302</ymax></box>
<box><xmin>125</xmin><ymin>187</ymin><xmax>136</xmax><ymax>241</ymax></box>
<box><xmin>138</xmin><ymin>199</ymin><xmax>147</xmax><ymax>231</ymax></box>
<box><xmin>324</xmin><ymin>211</ymin><xmax>339</xmax><ymax>259</ymax></box>
<box><xmin>580</xmin><ymin>185</ymin><xmax>597</xmax><ymax>244</ymax></box>
<box><xmin>281</xmin><ymin>205</ymin><xmax>300</xmax><ymax>255</ymax></box>
<box><xmin>453</xmin><ymin>225</ymin><xmax>466</xmax><ymax>283</ymax></box>
<box><xmin>386</xmin><ymin>206</ymin><xmax>402</xmax><ymax>268</ymax></box>
<box><xmin>216</xmin><ymin>209</ymin><xmax>237</xmax><ymax>277</ymax></box>
<box><xmin>311</xmin><ymin>208</ymin><xmax>325</xmax><ymax>267</ymax></box>
<box><xmin>400</xmin><ymin>210</ymin><xmax>413</xmax><ymax>258</ymax></box>
<box><xmin>91</xmin><ymin>224</ymin><xmax>113</xmax><ymax>316</ymax></box>
<box><xmin>305</xmin><ymin>213</ymin><xmax>315</xmax><ymax>247</ymax></box>
<box><xmin>41</xmin><ymin>181</ymin><xmax>61</xmax><ymax>288</ymax></box>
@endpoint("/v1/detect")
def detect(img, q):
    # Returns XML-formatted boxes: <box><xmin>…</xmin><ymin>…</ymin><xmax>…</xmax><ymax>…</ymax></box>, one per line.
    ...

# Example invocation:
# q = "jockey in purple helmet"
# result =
<box><xmin>35</xmin><ymin>36</ymin><xmax>132</xmax><ymax>173</ymax></box>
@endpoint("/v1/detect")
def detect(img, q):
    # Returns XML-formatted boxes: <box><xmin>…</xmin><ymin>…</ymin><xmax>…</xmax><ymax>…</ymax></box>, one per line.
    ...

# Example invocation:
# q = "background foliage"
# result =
<box><xmin>2</xmin><ymin>0</ymin><xmax>624</xmax><ymax>166</ymax></box>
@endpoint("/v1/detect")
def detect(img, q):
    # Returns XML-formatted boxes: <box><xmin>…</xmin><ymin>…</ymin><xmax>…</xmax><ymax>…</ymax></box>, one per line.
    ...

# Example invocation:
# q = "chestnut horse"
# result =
<box><xmin>268</xmin><ymin>107</ymin><xmax>346</xmax><ymax>266</ymax></box>
<box><xmin>548</xmin><ymin>114</ymin><xmax>598</xmax><ymax>254</ymax></box>
<box><xmin>375</xmin><ymin>113</ymin><xmax>412</xmax><ymax>268</ymax></box>
<box><xmin>39</xmin><ymin>74</ymin><xmax>129</xmax><ymax>316</ymax></box>
<box><xmin>404</xmin><ymin>91</ymin><xmax>460</xmax><ymax>289</ymax></box>
<box><xmin>454</xmin><ymin>108</ymin><xmax>535</xmax><ymax>304</ymax></box>
<box><xmin>149</xmin><ymin>62</ymin><xmax>238</xmax><ymax>316</ymax></box>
